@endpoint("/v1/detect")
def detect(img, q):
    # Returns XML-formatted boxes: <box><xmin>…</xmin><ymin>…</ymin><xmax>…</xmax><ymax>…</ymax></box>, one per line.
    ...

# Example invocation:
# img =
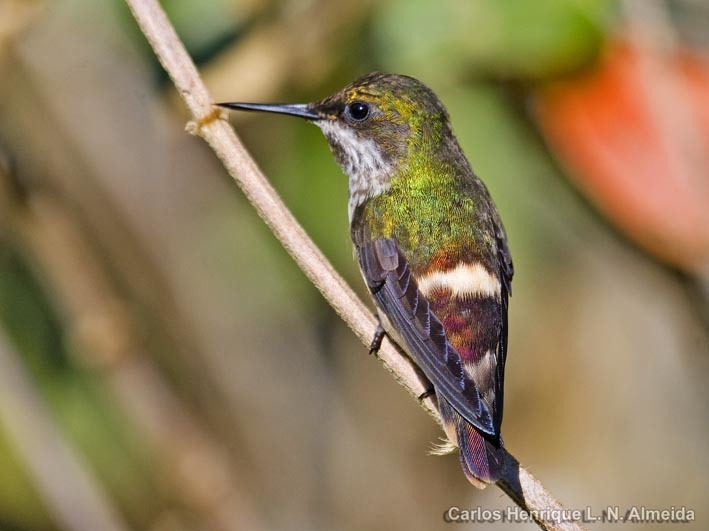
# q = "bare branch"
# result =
<box><xmin>124</xmin><ymin>1</ymin><xmax>586</xmax><ymax>529</ymax></box>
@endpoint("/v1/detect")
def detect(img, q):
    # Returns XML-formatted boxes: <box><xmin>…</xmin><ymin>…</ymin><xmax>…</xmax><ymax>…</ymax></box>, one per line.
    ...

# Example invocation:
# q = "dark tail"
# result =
<box><xmin>438</xmin><ymin>397</ymin><xmax>504</xmax><ymax>488</ymax></box>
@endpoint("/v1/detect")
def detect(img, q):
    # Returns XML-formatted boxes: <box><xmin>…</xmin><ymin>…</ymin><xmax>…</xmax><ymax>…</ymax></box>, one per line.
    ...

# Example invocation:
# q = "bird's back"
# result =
<box><xmin>352</xmin><ymin>150</ymin><xmax>512</xmax><ymax>486</ymax></box>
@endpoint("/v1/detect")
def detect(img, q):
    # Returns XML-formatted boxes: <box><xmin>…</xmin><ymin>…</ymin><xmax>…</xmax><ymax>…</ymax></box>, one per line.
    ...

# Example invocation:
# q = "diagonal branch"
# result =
<box><xmin>124</xmin><ymin>1</ymin><xmax>585</xmax><ymax>529</ymax></box>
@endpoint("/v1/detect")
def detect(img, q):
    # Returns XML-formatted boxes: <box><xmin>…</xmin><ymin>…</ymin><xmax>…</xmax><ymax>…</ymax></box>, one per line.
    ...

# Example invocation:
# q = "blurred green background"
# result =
<box><xmin>0</xmin><ymin>0</ymin><xmax>707</xmax><ymax>530</ymax></box>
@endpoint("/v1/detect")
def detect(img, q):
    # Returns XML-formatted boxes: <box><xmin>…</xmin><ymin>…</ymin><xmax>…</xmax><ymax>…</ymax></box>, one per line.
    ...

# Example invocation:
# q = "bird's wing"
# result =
<box><xmin>492</xmin><ymin>223</ymin><xmax>513</xmax><ymax>431</ymax></box>
<box><xmin>356</xmin><ymin>236</ymin><xmax>505</xmax><ymax>437</ymax></box>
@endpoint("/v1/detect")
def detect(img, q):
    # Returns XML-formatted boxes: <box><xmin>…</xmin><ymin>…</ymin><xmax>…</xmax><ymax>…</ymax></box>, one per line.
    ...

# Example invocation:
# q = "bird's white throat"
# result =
<box><xmin>317</xmin><ymin>121</ymin><xmax>394</xmax><ymax>220</ymax></box>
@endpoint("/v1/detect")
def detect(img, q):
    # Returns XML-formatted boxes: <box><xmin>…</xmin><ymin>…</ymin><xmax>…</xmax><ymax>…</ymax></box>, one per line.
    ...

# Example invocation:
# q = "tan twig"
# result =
<box><xmin>124</xmin><ymin>1</ymin><xmax>585</xmax><ymax>529</ymax></box>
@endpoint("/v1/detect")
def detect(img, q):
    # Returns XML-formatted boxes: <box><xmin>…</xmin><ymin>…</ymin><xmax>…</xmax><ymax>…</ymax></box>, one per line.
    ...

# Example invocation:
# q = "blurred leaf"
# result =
<box><xmin>53</xmin><ymin>380</ymin><xmax>158</xmax><ymax>520</ymax></box>
<box><xmin>238</xmin><ymin>116</ymin><xmax>360</xmax><ymax>288</ymax></box>
<box><xmin>0</xmin><ymin>246</ymin><xmax>69</xmax><ymax>373</ymax></box>
<box><xmin>161</xmin><ymin>0</ymin><xmax>246</xmax><ymax>60</ymax></box>
<box><xmin>0</xmin><ymin>425</ymin><xmax>51</xmax><ymax>531</ymax></box>
<box><xmin>274</xmin><ymin>123</ymin><xmax>354</xmax><ymax>277</ymax></box>
<box><xmin>0</xmin><ymin>245</ymin><xmax>158</xmax><ymax>526</ymax></box>
<box><xmin>372</xmin><ymin>0</ymin><xmax>615</xmax><ymax>81</ymax></box>
<box><xmin>536</xmin><ymin>38</ymin><xmax>709</xmax><ymax>271</ymax></box>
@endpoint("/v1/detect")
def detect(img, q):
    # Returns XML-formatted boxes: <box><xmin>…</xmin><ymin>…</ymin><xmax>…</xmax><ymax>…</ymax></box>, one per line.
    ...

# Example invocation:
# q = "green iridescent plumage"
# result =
<box><xmin>355</xmin><ymin>152</ymin><xmax>500</xmax><ymax>274</ymax></box>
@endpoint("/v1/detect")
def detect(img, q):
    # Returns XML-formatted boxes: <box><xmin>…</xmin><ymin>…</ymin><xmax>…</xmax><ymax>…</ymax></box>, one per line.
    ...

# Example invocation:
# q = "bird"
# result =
<box><xmin>218</xmin><ymin>72</ymin><xmax>513</xmax><ymax>488</ymax></box>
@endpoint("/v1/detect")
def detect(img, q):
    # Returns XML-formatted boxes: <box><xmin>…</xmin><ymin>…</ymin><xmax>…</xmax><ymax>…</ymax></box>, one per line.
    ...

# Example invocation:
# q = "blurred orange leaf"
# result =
<box><xmin>536</xmin><ymin>38</ymin><xmax>709</xmax><ymax>272</ymax></box>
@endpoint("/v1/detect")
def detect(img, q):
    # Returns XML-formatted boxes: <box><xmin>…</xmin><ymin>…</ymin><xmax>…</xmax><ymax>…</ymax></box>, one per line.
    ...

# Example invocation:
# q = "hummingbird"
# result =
<box><xmin>218</xmin><ymin>73</ymin><xmax>513</xmax><ymax>488</ymax></box>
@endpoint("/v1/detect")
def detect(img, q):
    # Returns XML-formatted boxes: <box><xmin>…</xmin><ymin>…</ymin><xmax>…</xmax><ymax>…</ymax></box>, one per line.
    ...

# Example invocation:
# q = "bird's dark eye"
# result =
<box><xmin>347</xmin><ymin>101</ymin><xmax>370</xmax><ymax>121</ymax></box>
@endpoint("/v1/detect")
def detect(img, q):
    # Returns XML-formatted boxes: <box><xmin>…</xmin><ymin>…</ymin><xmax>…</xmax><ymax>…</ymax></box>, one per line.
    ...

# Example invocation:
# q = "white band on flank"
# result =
<box><xmin>417</xmin><ymin>262</ymin><xmax>501</xmax><ymax>299</ymax></box>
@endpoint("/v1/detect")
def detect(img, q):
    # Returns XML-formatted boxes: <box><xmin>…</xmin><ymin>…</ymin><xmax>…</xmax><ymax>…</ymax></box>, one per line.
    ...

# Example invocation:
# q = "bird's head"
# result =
<box><xmin>218</xmin><ymin>72</ymin><xmax>453</xmax><ymax>216</ymax></box>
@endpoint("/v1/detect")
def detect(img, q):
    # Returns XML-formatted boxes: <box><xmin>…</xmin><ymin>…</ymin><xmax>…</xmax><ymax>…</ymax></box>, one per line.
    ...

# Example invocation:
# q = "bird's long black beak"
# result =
<box><xmin>216</xmin><ymin>102</ymin><xmax>322</xmax><ymax>120</ymax></box>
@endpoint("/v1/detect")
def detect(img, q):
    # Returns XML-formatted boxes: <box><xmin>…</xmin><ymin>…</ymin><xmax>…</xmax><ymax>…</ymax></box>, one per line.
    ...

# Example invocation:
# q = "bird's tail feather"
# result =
<box><xmin>438</xmin><ymin>396</ymin><xmax>504</xmax><ymax>488</ymax></box>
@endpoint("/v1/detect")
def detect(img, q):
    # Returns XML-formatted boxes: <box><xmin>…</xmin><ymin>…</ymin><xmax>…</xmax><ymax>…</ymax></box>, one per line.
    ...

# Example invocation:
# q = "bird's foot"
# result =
<box><xmin>368</xmin><ymin>324</ymin><xmax>386</xmax><ymax>356</ymax></box>
<box><xmin>418</xmin><ymin>387</ymin><xmax>435</xmax><ymax>402</ymax></box>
